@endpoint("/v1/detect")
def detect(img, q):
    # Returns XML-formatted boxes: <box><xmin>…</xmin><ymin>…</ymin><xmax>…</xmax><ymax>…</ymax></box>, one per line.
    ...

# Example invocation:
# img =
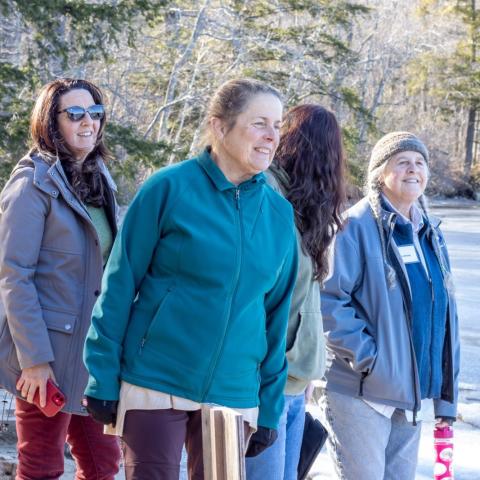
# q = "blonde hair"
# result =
<box><xmin>202</xmin><ymin>78</ymin><xmax>282</xmax><ymax>147</ymax></box>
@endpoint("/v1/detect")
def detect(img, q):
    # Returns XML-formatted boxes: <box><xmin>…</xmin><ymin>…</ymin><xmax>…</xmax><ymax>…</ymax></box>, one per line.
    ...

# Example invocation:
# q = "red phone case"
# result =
<box><xmin>32</xmin><ymin>379</ymin><xmax>66</xmax><ymax>417</ymax></box>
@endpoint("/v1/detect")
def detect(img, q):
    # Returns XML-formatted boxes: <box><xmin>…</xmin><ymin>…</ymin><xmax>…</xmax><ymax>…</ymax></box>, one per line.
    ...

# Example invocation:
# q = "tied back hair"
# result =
<box><xmin>275</xmin><ymin>104</ymin><xmax>346</xmax><ymax>283</ymax></box>
<box><xmin>203</xmin><ymin>78</ymin><xmax>282</xmax><ymax>148</ymax></box>
<box><xmin>366</xmin><ymin>165</ymin><xmax>397</xmax><ymax>289</ymax></box>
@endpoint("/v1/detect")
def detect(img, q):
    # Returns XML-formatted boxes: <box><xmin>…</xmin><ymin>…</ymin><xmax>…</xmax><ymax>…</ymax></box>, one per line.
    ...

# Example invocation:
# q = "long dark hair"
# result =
<box><xmin>274</xmin><ymin>104</ymin><xmax>346</xmax><ymax>282</ymax></box>
<box><xmin>30</xmin><ymin>78</ymin><xmax>110</xmax><ymax>206</ymax></box>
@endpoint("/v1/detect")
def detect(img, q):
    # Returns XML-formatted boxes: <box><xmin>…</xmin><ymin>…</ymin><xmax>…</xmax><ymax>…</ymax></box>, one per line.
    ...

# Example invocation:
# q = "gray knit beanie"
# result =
<box><xmin>368</xmin><ymin>131</ymin><xmax>429</xmax><ymax>173</ymax></box>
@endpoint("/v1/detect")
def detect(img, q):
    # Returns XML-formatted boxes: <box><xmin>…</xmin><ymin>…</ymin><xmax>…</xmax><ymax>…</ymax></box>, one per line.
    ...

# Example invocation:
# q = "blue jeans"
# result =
<box><xmin>319</xmin><ymin>389</ymin><xmax>421</xmax><ymax>480</ymax></box>
<box><xmin>246</xmin><ymin>393</ymin><xmax>305</xmax><ymax>480</ymax></box>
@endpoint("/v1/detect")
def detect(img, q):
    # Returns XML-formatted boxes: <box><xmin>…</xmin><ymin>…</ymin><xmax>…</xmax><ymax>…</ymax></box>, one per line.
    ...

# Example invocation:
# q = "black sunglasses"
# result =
<box><xmin>57</xmin><ymin>104</ymin><xmax>105</xmax><ymax>122</ymax></box>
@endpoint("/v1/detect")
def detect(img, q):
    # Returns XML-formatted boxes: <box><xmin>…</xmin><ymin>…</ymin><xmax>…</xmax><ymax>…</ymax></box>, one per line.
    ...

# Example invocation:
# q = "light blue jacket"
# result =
<box><xmin>321</xmin><ymin>198</ymin><xmax>460</xmax><ymax>419</ymax></box>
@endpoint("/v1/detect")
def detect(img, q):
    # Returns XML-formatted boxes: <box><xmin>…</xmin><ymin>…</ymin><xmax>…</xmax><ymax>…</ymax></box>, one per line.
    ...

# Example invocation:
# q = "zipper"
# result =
<box><xmin>387</xmin><ymin>213</ymin><xmax>396</xmax><ymax>248</ymax></box>
<box><xmin>386</xmin><ymin>218</ymin><xmax>420</xmax><ymax>423</ymax></box>
<box><xmin>426</xmin><ymin>265</ymin><xmax>434</xmax><ymax>397</ymax></box>
<box><xmin>358</xmin><ymin>371</ymin><xmax>368</xmax><ymax>396</ymax></box>
<box><xmin>403</xmin><ymin>286</ymin><xmax>420</xmax><ymax>426</ymax></box>
<box><xmin>235</xmin><ymin>188</ymin><xmax>240</xmax><ymax>209</ymax></box>
<box><xmin>138</xmin><ymin>287</ymin><xmax>173</xmax><ymax>355</ymax></box>
<box><xmin>430</xmin><ymin>228</ymin><xmax>448</xmax><ymax>278</ymax></box>
<box><xmin>201</xmin><ymin>188</ymin><xmax>243</xmax><ymax>399</ymax></box>
<box><xmin>430</xmin><ymin>226</ymin><xmax>455</xmax><ymax>402</ymax></box>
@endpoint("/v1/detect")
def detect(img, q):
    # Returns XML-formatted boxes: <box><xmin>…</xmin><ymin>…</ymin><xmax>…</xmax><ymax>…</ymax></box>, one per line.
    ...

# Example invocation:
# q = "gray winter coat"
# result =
<box><xmin>321</xmin><ymin>197</ymin><xmax>460</xmax><ymax>419</ymax></box>
<box><xmin>0</xmin><ymin>152</ymin><xmax>117</xmax><ymax>414</ymax></box>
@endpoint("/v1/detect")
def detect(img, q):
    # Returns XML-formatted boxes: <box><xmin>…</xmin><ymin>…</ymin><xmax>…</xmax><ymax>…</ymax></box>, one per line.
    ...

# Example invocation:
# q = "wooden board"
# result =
<box><xmin>201</xmin><ymin>405</ymin><xmax>246</xmax><ymax>480</ymax></box>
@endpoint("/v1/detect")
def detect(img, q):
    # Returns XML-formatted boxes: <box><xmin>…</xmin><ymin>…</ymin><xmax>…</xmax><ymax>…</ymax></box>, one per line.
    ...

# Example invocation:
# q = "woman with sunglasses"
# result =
<box><xmin>0</xmin><ymin>78</ymin><xmax>121</xmax><ymax>479</ymax></box>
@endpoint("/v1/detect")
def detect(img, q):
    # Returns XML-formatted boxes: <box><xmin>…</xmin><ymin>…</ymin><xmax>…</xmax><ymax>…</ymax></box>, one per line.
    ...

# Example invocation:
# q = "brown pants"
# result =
<box><xmin>122</xmin><ymin>408</ymin><xmax>250</xmax><ymax>480</ymax></box>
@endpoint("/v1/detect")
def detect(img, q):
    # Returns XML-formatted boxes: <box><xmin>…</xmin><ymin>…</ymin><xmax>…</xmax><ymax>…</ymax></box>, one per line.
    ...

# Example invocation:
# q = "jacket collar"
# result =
<box><xmin>196</xmin><ymin>147</ymin><xmax>266</xmax><ymax>192</ymax></box>
<box><xmin>15</xmin><ymin>152</ymin><xmax>59</xmax><ymax>199</ymax></box>
<box><xmin>428</xmin><ymin>214</ymin><xmax>441</xmax><ymax>229</ymax></box>
<box><xmin>377</xmin><ymin>196</ymin><xmax>442</xmax><ymax>235</ymax></box>
<box><xmin>97</xmin><ymin>158</ymin><xmax>117</xmax><ymax>192</ymax></box>
<box><xmin>381</xmin><ymin>194</ymin><xmax>425</xmax><ymax>233</ymax></box>
<box><xmin>268</xmin><ymin>162</ymin><xmax>290</xmax><ymax>195</ymax></box>
<box><xmin>27</xmin><ymin>151</ymin><xmax>117</xmax><ymax>198</ymax></box>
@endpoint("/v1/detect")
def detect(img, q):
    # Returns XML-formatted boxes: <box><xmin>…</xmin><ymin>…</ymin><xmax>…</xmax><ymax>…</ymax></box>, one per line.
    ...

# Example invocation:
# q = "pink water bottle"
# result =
<box><xmin>434</xmin><ymin>426</ymin><xmax>454</xmax><ymax>480</ymax></box>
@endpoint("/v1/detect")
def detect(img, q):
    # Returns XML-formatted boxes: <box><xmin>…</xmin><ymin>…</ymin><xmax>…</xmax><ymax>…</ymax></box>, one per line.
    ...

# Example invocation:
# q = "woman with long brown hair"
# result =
<box><xmin>246</xmin><ymin>104</ymin><xmax>346</xmax><ymax>479</ymax></box>
<box><xmin>0</xmin><ymin>78</ymin><xmax>121</xmax><ymax>479</ymax></box>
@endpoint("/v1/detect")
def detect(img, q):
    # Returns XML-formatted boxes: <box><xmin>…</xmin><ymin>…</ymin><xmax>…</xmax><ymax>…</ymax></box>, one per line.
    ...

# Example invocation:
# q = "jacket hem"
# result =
<box><xmin>121</xmin><ymin>371</ymin><xmax>259</xmax><ymax>409</ymax></box>
<box><xmin>285</xmin><ymin>377</ymin><xmax>308</xmax><ymax>395</ymax></box>
<box><xmin>325</xmin><ymin>381</ymin><xmax>415</xmax><ymax>411</ymax></box>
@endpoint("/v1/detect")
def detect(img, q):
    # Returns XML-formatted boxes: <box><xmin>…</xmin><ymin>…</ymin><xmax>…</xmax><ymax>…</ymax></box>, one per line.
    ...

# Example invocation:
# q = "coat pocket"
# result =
<box><xmin>140</xmin><ymin>286</ymin><xmax>175</xmax><ymax>349</ymax></box>
<box><xmin>42</xmin><ymin>307</ymin><xmax>77</xmax><ymax>334</ymax></box>
<box><xmin>0</xmin><ymin>308</ymin><xmax>77</xmax><ymax>390</ymax></box>
<box><xmin>0</xmin><ymin>322</ymin><xmax>19</xmax><ymax>393</ymax></box>
<box><xmin>35</xmin><ymin>308</ymin><xmax>77</xmax><ymax>385</ymax></box>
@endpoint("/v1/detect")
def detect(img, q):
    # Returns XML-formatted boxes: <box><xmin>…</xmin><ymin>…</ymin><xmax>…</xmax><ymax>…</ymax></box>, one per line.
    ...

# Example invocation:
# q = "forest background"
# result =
<box><xmin>1</xmin><ymin>0</ymin><xmax>480</xmax><ymax>203</ymax></box>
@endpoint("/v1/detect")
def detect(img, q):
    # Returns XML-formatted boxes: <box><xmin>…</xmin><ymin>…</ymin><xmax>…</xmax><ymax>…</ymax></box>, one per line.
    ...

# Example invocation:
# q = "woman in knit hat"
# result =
<box><xmin>318</xmin><ymin>131</ymin><xmax>460</xmax><ymax>480</ymax></box>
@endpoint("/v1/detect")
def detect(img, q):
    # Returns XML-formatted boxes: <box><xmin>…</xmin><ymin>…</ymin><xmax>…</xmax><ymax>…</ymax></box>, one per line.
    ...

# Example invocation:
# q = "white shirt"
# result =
<box><xmin>104</xmin><ymin>381</ymin><xmax>259</xmax><ymax>436</ymax></box>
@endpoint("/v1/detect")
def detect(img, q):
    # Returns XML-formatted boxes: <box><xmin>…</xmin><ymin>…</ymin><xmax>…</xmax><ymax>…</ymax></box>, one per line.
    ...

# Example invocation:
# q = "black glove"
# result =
<box><xmin>245</xmin><ymin>427</ymin><xmax>278</xmax><ymax>457</ymax></box>
<box><xmin>83</xmin><ymin>396</ymin><xmax>118</xmax><ymax>426</ymax></box>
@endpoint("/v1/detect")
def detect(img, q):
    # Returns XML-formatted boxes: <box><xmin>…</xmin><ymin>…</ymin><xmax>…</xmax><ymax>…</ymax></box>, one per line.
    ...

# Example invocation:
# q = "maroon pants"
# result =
<box><xmin>122</xmin><ymin>408</ymin><xmax>250</xmax><ymax>480</ymax></box>
<box><xmin>15</xmin><ymin>397</ymin><xmax>121</xmax><ymax>480</ymax></box>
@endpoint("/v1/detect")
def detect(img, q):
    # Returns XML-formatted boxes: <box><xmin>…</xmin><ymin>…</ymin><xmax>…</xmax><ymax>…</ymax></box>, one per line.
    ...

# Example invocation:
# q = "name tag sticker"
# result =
<box><xmin>398</xmin><ymin>245</ymin><xmax>419</xmax><ymax>264</ymax></box>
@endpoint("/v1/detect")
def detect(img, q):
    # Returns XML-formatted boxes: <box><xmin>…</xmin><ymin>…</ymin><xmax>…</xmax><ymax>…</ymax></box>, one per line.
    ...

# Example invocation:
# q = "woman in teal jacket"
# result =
<box><xmin>83</xmin><ymin>78</ymin><xmax>298</xmax><ymax>479</ymax></box>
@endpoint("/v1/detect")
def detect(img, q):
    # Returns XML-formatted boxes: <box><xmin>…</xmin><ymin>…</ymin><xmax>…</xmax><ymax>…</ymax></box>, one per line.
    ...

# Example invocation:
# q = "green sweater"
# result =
<box><xmin>266</xmin><ymin>165</ymin><xmax>326</xmax><ymax>395</ymax></box>
<box><xmin>86</xmin><ymin>205</ymin><xmax>113</xmax><ymax>266</ymax></box>
<box><xmin>84</xmin><ymin>149</ymin><xmax>298</xmax><ymax>429</ymax></box>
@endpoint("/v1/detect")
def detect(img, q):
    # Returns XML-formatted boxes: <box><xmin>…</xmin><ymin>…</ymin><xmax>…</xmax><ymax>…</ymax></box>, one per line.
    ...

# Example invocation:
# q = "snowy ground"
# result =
<box><xmin>307</xmin><ymin>392</ymin><xmax>480</xmax><ymax>479</ymax></box>
<box><xmin>1</xmin><ymin>203</ymin><xmax>479</xmax><ymax>479</ymax></box>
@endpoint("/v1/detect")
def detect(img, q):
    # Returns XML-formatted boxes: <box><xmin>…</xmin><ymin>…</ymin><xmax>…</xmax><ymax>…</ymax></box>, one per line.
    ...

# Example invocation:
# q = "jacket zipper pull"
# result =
<box><xmin>139</xmin><ymin>337</ymin><xmax>146</xmax><ymax>355</ymax></box>
<box><xmin>359</xmin><ymin>371</ymin><xmax>368</xmax><ymax>396</ymax></box>
<box><xmin>235</xmin><ymin>188</ymin><xmax>240</xmax><ymax>209</ymax></box>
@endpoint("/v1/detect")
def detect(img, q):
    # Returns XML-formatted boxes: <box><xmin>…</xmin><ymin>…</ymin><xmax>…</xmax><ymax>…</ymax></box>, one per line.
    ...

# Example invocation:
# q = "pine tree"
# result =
<box><xmin>412</xmin><ymin>0</ymin><xmax>480</xmax><ymax>176</ymax></box>
<box><xmin>0</xmin><ymin>0</ymin><xmax>168</xmax><ymax>190</ymax></box>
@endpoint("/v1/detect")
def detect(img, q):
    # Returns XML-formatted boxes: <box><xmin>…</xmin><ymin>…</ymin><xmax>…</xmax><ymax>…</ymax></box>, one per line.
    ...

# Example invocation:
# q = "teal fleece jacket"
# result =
<box><xmin>84</xmin><ymin>149</ymin><xmax>298</xmax><ymax>429</ymax></box>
